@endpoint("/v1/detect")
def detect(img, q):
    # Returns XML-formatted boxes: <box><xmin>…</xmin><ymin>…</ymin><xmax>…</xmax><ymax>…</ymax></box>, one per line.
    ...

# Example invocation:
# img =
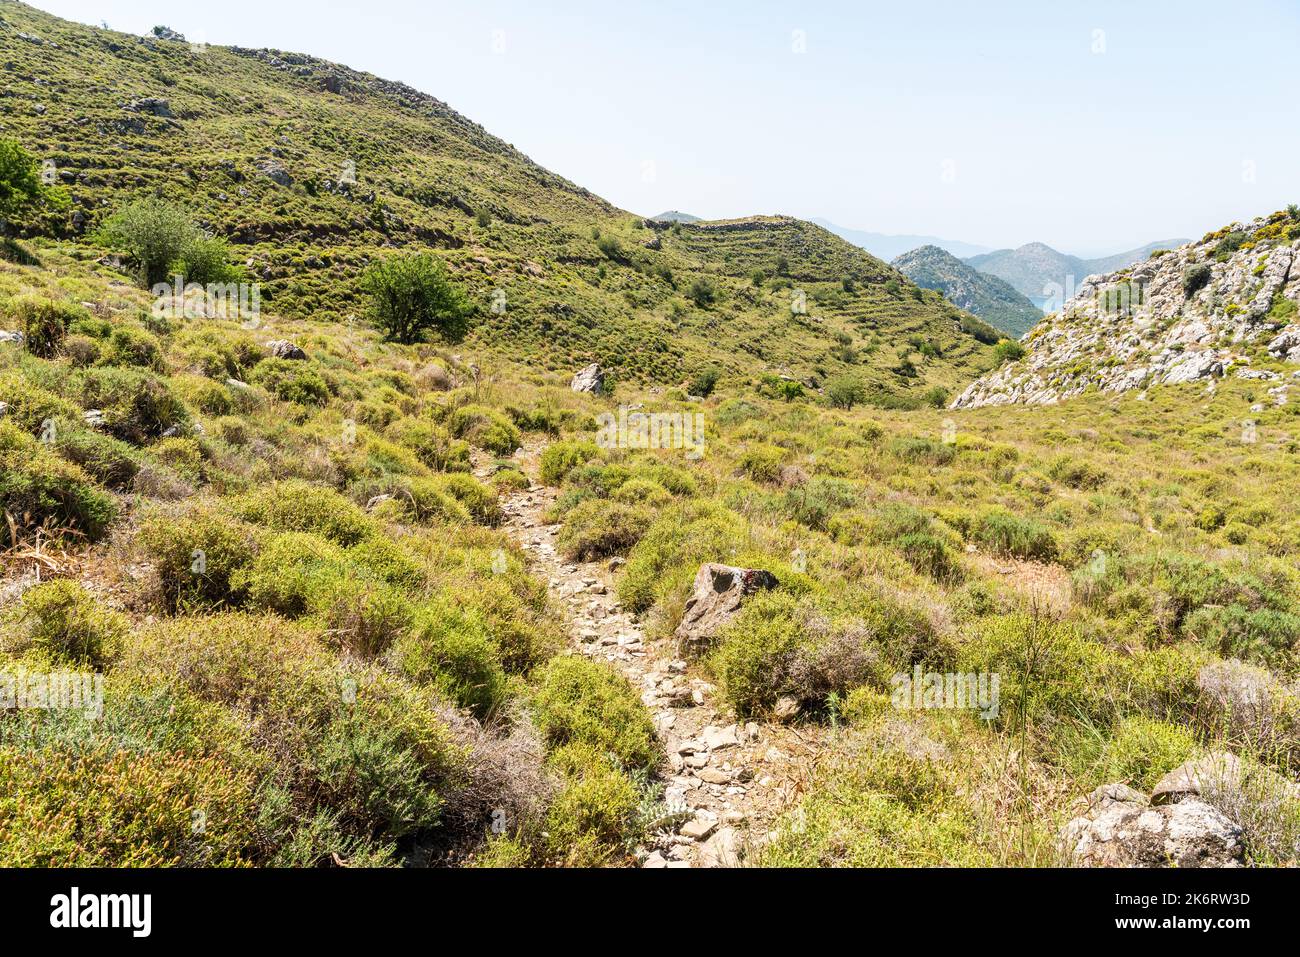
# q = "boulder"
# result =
<box><xmin>266</xmin><ymin>339</ymin><xmax>307</xmax><ymax>360</ymax></box>
<box><xmin>1061</xmin><ymin>782</ymin><xmax>1243</xmax><ymax>868</ymax></box>
<box><xmin>256</xmin><ymin>159</ymin><xmax>293</xmax><ymax>187</ymax></box>
<box><xmin>698</xmin><ymin>826</ymin><xmax>743</xmax><ymax>868</ymax></box>
<box><xmin>674</xmin><ymin>563</ymin><xmax>778</xmax><ymax>655</ymax></box>
<box><xmin>569</xmin><ymin>363</ymin><xmax>605</xmax><ymax>394</ymax></box>
<box><xmin>1150</xmin><ymin>752</ymin><xmax>1243</xmax><ymax>806</ymax></box>
<box><xmin>1268</xmin><ymin>326</ymin><xmax>1300</xmax><ymax>362</ymax></box>
<box><xmin>0</xmin><ymin>330</ymin><xmax>24</xmax><ymax>344</ymax></box>
<box><xmin>126</xmin><ymin>97</ymin><xmax>173</xmax><ymax>116</ymax></box>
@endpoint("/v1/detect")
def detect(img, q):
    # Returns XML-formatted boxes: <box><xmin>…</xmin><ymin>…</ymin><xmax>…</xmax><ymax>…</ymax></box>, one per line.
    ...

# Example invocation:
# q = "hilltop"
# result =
<box><xmin>0</xmin><ymin>2</ymin><xmax>1005</xmax><ymax>404</ymax></box>
<box><xmin>893</xmin><ymin>245</ymin><xmax>1042</xmax><ymax>338</ymax></box>
<box><xmin>650</xmin><ymin>210</ymin><xmax>701</xmax><ymax>224</ymax></box>
<box><xmin>953</xmin><ymin>210</ymin><xmax>1300</xmax><ymax>409</ymax></box>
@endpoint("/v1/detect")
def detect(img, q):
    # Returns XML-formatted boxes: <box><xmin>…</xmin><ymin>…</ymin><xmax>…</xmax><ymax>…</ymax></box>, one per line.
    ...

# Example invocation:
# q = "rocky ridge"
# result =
<box><xmin>952</xmin><ymin>210</ymin><xmax>1300</xmax><ymax>409</ymax></box>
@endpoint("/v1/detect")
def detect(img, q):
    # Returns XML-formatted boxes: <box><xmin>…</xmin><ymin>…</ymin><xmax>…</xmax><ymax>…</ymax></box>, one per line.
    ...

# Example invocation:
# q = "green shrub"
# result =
<box><xmin>686</xmin><ymin>277</ymin><xmax>717</xmax><ymax>308</ymax></box>
<box><xmin>139</xmin><ymin>506</ymin><xmax>260</xmax><ymax>611</ymax></box>
<box><xmin>1183</xmin><ymin>263</ymin><xmax>1212</xmax><ymax>297</ymax></box>
<box><xmin>994</xmin><ymin>340</ymin><xmax>1026</xmax><ymax>364</ymax></box>
<box><xmin>611</xmin><ymin>477</ymin><xmax>672</xmax><ymax>508</ymax></box>
<box><xmin>543</xmin><ymin>744</ymin><xmax>640</xmax><ymax>866</ymax></box>
<box><xmin>51</xmin><ymin>421</ymin><xmax>140</xmax><ymax>489</ymax></box>
<box><xmin>826</xmin><ymin>374</ymin><xmax>866</xmax><ymax>410</ymax></box>
<box><xmin>383</xmin><ymin>477</ymin><xmax>473</xmax><ymax>525</ymax></box>
<box><xmin>0</xmin><ymin>742</ymin><xmax>261</xmax><ymax>866</ymax></box>
<box><xmin>974</xmin><ymin>510</ymin><xmax>1057</xmax><ymax>562</ymax></box>
<box><xmin>173</xmin><ymin>375</ymin><xmax>234</xmax><ymax>416</ymax></box>
<box><xmin>958</xmin><ymin>612</ymin><xmax>1118</xmax><ymax>731</ymax></box>
<box><xmin>249</xmin><ymin>358</ymin><xmax>330</xmax><ymax>405</ymax></box>
<box><xmin>1047</xmin><ymin>454</ymin><xmax>1106</xmax><ymax>490</ymax></box>
<box><xmin>1096</xmin><ymin>716</ymin><xmax>1195</xmax><ymax>791</ymax></box>
<box><xmin>234</xmin><ymin>480</ymin><xmax>373</xmax><ymax>545</ymax></box>
<box><xmin>101</xmin><ymin>324</ymin><xmax>164</xmax><ymax>370</ymax></box>
<box><xmin>424</xmin><ymin>473</ymin><xmax>501</xmax><ymax>525</ymax></box>
<box><xmin>2</xmin><ymin>580</ymin><xmax>126</xmax><ymax>667</ymax></box>
<box><xmin>387</xmin><ymin>419</ymin><xmax>469</xmax><ymax>471</ymax></box>
<box><xmin>739</xmin><ymin>443</ymin><xmax>788</xmax><ymax>483</ymax></box>
<box><xmin>532</xmin><ymin>656</ymin><xmax>658</xmax><ymax>772</ymax></box>
<box><xmin>0</xmin><ymin>372</ymin><xmax>78</xmax><ymax>434</ymax></box>
<box><xmin>540</xmin><ymin>440</ymin><xmax>599</xmax><ymax>485</ymax></box>
<box><xmin>782</xmin><ymin>476</ymin><xmax>860</xmax><ymax>530</ymax></box>
<box><xmin>711</xmin><ymin>592</ymin><xmax>884</xmax><ymax>719</ymax></box>
<box><xmin>756</xmin><ymin>740</ymin><xmax>993</xmax><ymax>867</ymax></box>
<box><xmin>890</xmin><ymin>436</ymin><xmax>956</xmax><ymax>466</ymax></box>
<box><xmin>391</xmin><ymin>601</ymin><xmax>507</xmax><ymax>718</ymax></box>
<box><xmin>619</xmin><ymin>501</ymin><xmax>746</xmax><ymax>612</ymax></box>
<box><xmin>557</xmin><ymin>499</ymin><xmax>651</xmax><ymax>560</ymax></box>
<box><xmin>9</xmin><ymin>295</ymin><xmax>86</xmax><ymax>358</ymax></box>
<box><xmin>447</xmin><ymin>404</ymin><xmax>521</xmax><ymax>456</ymax></box>
<box><xmin>0</xmin><ymin>423</ymin><xmax>116</xmax><ymax>546</ymax></box>
<box><xmin>176</xmin><ymin>233</ymin><xmax>242</xmax><ymax>285</ymax></box>
<box><xmin>75</xmin><ymin>366</ymin><xmax>188</xmax><ymax>444</ymax></box>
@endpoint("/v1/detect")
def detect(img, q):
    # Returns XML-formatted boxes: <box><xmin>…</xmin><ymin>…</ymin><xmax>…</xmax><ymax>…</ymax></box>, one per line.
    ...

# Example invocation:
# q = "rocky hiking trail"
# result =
<box><xmin>477</xmin><ymin>440</ymin><xmax>818</xmax><ymax>868</ymax></box>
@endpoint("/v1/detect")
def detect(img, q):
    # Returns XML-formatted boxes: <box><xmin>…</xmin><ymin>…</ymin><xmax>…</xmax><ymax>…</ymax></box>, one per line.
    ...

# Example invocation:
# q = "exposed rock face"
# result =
<box><xmin>569</xmin><ymin>363</ymin><xmax>605</xmax><ymax>394</ymax></box>
<box><xmin>126</xmin><ymin>97</ymin><xmax>173</xmax><ymax>116</ymax></box>
<box><xmin>1062</xmin><ymin>782</ymin><xmax>1244</xmax><ymax>868</ymax></box>
<box><xmin>256</xmin><ymin>159</ymin><xmax>293</xmax><ymax>187</ymax></box>
<box><xmin>674</xmin><ymin>563</ymin><xmax>778</xmax><ymax>655</ymax></box>
<box><xmin>953</xmin><ymin>212</ymin><xmax>1300</xmax><ymax>409</ymax></box>
<box><xmin>266</xmin><ymin>339</ymin><xmax>307</xmax><ymax>360</ymax></box>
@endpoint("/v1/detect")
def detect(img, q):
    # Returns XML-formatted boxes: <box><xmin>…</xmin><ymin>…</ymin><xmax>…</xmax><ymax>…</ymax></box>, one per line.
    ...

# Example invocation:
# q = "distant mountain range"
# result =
<box><xmin>965</xmin><ymin>239</ymin><xmax>1188</xmax><ymax>310</ymax></box>
<box><xmin>892</xmin><ymin>246</ymin><xmax>1042</xmax><ymax>338</ymax></box>
<box><xmin>812</xmin><ymin>218</ymin><xmax>992</xmax><ymax>261</ymax></box>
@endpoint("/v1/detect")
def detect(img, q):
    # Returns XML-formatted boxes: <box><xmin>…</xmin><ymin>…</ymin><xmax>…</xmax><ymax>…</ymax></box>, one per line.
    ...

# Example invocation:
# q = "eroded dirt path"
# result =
<box><xmin>481</xmin><ymin>441</ymin><xmax>818</xmax><ymax>868</ymax></box>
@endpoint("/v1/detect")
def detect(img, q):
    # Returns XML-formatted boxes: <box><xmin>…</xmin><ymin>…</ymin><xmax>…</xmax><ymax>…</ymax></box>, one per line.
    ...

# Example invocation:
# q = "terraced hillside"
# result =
<box><xmin>5</xmin><ymin>2</ymin><xmax>1300</xmax><ymax>873</ymax></box>
<box><xmin>0</xmin><ymin>2</ymin><xmax>1003</xmax><ymax>400</ymax></box>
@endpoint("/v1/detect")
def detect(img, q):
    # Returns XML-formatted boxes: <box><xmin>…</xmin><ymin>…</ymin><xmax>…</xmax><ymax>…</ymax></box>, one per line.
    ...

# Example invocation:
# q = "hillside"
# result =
<box><xmin>966</xmin><ymin>239</ymin><xmax>1189</xmax><ymax>309</ymax></box>
<box><xmin>953</xmin><ymin>210</ymin><xmax>1300</xmax><ymax>409</ymax></box>
<box><xmin>893</xmin><ymin>245</ymin><xmax>1042</xmax><ymax>338</ymax></box>
<box><xmin>5</xmin><ymin>1</ymin><xmax>1300</xmax><ymax>877</ymax></box>
<box><xmin>0</xmin><ymin>2</ymin><xmax>1003</xmax><ymax>403</ymax></box>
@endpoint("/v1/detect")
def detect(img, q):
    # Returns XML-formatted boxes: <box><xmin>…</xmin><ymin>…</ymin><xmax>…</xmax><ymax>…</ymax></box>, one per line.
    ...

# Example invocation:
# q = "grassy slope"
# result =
<box><xmin>4</xmin><ymin>2</ymin><xmax>1300</xmax><ymax>870</ymax></box>
<box><xmin>0</xmin><ymin>2</ymin><xmax>999</xmax><ymax>397</ymax></box>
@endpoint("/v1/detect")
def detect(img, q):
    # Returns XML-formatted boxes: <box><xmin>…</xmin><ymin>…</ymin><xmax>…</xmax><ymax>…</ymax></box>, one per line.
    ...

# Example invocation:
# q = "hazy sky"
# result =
<box><xmin>32</xmin><ymin>0</ymin><xmax>1300</xmax><ymax>255</ymax></box>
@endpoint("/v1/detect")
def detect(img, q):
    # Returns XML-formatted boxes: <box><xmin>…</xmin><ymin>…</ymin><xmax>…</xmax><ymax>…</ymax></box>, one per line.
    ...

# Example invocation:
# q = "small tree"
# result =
<box><xmin>362</xmin><ymin>253</ymin><xmax>472</xmax><ymax>344</ymax></box>
<box><xmin>98</xmin><ymin>198</ymin><xmax>198</xmax><ymax>287</ymax></box>
<box><xmin>686</xmin><ymin>277</ymin><xmax>717</xmax><ymax>308</ymax></box>
<box><xmin>826</xmin><ymin>374</ymin><xmax>866</xmax><ymax>410</ymax></box>
<box><xmin>0</xmin><ymin>138</ymin><xmax>65</xmax><ymax>237</ymax></box>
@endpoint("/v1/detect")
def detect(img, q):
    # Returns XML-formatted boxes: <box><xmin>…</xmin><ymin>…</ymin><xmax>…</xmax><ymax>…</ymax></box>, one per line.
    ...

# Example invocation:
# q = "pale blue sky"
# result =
<box><xmin>32</xmin><ymin>0</ymin><xmax>1300</xmax><ymax>255</ymax></box>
